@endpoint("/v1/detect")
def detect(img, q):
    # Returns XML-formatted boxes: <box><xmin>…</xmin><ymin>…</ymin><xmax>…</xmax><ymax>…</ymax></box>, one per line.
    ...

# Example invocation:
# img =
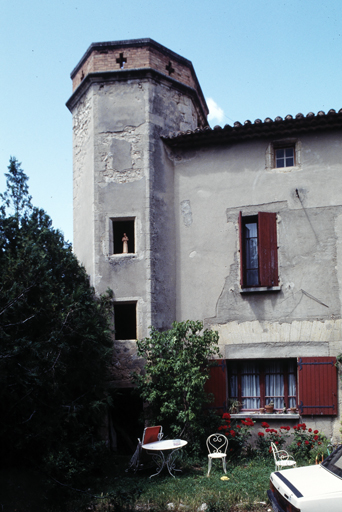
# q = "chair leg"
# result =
<box><xmin>207</xmin><ymin>458</ymin><xmax>212</xmax><ymax>477</ymax></box>
<box><xmin>222</xmin><ymin>456</ymin><xmax>227</xmax><ymax>474</ymax></box>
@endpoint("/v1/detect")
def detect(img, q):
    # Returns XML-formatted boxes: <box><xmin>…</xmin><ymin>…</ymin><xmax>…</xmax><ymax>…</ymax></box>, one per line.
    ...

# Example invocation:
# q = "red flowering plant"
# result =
<box><xmin>288</xmin><ymin>423</ymin><xmax>329</xmax><ymax>463</ymax></box>
<box><xmin>256</xmin><ymin>422</ymin><xmax>291</xmax><ymax>457</ymax></box>
<box><xmin>218</xmin><ymin>413</ymin><xmax>255</xmax><ymax>456</ymax></box>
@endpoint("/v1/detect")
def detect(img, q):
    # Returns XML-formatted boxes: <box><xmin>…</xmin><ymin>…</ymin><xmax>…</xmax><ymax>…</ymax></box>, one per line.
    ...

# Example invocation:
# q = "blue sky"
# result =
<box><xmin>1</xmin><ymin>0</ymin><xmax>342</xmax><ymax>243</ymax></box>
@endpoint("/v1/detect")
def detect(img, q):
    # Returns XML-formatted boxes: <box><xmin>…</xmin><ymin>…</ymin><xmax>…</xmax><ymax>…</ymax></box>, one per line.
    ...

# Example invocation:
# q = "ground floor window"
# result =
<box><xmin>205</xmin><ymin>356</ymin><xmax>337</xmax><ymax>416</ymax></box>
<box><xmin>228</xmin><ymin>359</ymin><xmax>296</xmax><ymax>411</ymax></box>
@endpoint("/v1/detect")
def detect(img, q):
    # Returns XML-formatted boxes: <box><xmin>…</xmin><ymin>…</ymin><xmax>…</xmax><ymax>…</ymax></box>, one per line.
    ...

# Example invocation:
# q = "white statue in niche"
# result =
<box><xmin>122</xmin><ymin>233</ymin><xmax>129</xmax><ymax>253</ymax></box>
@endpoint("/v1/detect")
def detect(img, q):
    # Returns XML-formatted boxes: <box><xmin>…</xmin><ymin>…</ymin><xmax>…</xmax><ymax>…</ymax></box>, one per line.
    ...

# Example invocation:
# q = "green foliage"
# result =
<box><xmin>218</xmin><ymin>413</ymin><xmax>255</xmax><ymax>456</ymax></box>
<box><xmin>134</xmin><ymin>320</ymin><xmax>220</xmax><ymax>450</ymax></box>
<box><xmin>288</xmin><ymin>423</ymin><xmax>329</xmax><ymax>463</ymax></box>
<box><xmin>0</xmin><ymin>158</ymin><xmax>113</xmax><ymax>482</ymax></box>
<box><xmin>256</xmin><ymin>422</ymin><xmax>290</xmax><ymax>457</ymax></box>
<box><xmin>0</xmin><ymin>156</ymin><xmax>32</xmax><ymax>219</ymax></box>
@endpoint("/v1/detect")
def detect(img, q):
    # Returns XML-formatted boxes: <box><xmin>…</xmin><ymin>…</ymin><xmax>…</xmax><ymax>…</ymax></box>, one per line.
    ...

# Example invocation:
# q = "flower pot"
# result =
<box><xmin>259</xmin><ymin>407</ymin><xmax>265</xmax><ymax>414</ymax></box>
<box><xmin>289</xmin><ymin>407</ymin><xmax>297</xmax><ymax>414</ymax></box>
<box><xmin>265</xmin><ymin>405</ymin><xmax>274</xmax><ymax>414</ymax></box>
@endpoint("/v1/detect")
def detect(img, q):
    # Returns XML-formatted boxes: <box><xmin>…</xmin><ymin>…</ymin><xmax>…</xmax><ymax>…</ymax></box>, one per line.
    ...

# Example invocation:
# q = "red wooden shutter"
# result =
<box><xmin>238</xmin><ymin>212</ymin><xmax>244</xmax><ymax>286</ymax></box>
<box><xmin>204</xmin><ymin>359</ymin><xmax>227</xmax><ymax>413</ymax></box>
<box><xmin>298</xmin><ymin>357</ymin><xmax>337</xmax><ymax>416</ymax></box>
<box><xmin>258</xmin><ymin>212</ymin><xmax>278</xmax><ymax>287</ymax></box>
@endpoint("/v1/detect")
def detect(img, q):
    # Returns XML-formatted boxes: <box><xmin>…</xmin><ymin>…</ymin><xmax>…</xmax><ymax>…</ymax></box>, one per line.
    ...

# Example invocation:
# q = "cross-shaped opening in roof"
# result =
<box><xmin>166</xmin><ymin>60</ymin><xmax>175</xmax><ymax>76</ymax></box>
<box><xmin>116</xmin><ymin>52</ymin><xmax>127</xmax><ymax>69</ymax></box>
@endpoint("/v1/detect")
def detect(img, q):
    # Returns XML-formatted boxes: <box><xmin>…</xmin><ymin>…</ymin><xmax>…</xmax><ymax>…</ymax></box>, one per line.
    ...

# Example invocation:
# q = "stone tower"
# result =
<box><xmin>67</xmin><ymin>38</ymin><xmax>208</xmax><ymax>384</ymax></box>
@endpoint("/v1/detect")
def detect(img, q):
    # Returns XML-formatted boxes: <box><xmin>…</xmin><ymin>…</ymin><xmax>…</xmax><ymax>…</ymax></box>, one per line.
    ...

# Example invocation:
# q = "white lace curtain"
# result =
<box><xmin>230</xmin><ymin>361</ymin><xmax>296</xmax><ymax>409</ymax></box>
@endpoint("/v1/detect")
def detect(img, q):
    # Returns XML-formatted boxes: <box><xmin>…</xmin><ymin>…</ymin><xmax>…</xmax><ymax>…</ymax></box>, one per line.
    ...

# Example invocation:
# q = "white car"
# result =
<box><xmin>268</xmin><ymin>446</ymin><xmax>342</xmax><ymax>512</ymax></box>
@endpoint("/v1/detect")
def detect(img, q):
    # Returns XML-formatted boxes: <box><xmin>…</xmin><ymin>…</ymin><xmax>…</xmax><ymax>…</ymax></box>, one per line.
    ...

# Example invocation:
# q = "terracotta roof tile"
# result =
<box><xmin>162</xmin><ymin>108</ymin><xmax>342</xmax><ymax>147</ymax></box>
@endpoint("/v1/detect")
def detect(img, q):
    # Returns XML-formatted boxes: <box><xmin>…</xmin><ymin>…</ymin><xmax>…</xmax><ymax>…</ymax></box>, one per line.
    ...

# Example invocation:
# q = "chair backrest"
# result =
<box><xmin>142</xmin><ymin>425</ymin><xmax>163</xmax><ymax>445</ymax></box>
<box><xmin>271</xmin><ymin>442</ymin><xmax>279</xmax><ymax>463</ymax></box>
<box><xmin>206</xmin><ymin>433</ymin><xmax>228</xmax><ymax>454</ymax></box>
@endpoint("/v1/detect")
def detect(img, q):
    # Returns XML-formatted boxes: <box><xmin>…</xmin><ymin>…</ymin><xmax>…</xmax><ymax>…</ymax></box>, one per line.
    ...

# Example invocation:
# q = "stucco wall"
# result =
<box><xmin>171</xmin><ymin>133</ymin><xmax>342</xmax><ymax>328</ymax></box>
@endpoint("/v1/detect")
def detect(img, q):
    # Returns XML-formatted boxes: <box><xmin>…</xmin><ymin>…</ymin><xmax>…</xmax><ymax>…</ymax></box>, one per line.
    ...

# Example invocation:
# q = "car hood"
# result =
<box><xmin>272</xmin><ymin>465</ymin><xmax>342</xmax><ymax>498</ymax></box>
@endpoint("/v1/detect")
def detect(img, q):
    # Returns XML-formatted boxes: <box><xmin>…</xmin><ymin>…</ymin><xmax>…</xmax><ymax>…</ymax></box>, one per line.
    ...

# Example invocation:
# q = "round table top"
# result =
<box><xmin>142</xmin><ymin>439</ymin><xmax>187</xmax><ymax>451</ymax></box>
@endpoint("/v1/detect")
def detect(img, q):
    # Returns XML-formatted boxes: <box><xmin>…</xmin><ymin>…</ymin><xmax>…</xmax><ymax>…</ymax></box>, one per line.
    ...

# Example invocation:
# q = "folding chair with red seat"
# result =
<box><xmin>126</xmin><ymin>425</ymin><xmax>163</xmax><ymax>472</ymax></box>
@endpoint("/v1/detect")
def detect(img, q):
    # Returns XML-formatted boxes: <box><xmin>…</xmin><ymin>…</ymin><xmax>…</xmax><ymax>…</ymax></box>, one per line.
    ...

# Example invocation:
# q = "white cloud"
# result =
<box><xmin>206</xmin><ymin>97</ymin><xmax>225</xmax><ymax>125</ymax></box>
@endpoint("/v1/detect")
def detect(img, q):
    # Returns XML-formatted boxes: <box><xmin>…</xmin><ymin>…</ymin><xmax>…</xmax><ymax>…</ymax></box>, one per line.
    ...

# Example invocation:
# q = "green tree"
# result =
<box><xmin>134</xmin><ymin>320</ymin><xmax>220</xmax><ymax>450</ymax></box>
<box><xmin>0</xmin><ymin>156</ymin><xmax>32</xmax><ymax>219</ymax></box>
<box><xmin>0</xmin><ymin>158</ymin><xmax>113</xmax><ymax>482</ymax></box>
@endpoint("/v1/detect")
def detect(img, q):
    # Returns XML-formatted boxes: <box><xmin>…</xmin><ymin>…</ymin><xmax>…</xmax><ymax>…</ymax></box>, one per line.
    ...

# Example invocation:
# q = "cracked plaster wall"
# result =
<box><xmin>171</xmin><ymin>134</ymin><xmax>342</xmax><ymax>351</ymax></box>
<box><xmin>170</xmin><ymin>133</ymin><xmax>342</xmax><ymax>437</ymax></box>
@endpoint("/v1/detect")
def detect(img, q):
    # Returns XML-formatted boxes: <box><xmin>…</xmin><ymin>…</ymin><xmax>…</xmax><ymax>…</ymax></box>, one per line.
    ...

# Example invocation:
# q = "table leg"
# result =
<box><xmin>148</xmin><ymin>451</ymin><xmax>165</xmax><ymax>478</ymax></box>
<box><xmin>166</xmin><ymin>448</ymin><xmax>182</xmax><ymax>478</ymax></box>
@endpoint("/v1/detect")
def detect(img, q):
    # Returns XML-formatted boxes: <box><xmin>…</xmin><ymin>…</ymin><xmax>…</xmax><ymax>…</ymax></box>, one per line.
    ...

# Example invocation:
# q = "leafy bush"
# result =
<box><xmin>218</xmin><ymin>413</ymin><xmax>255</xmax><ymax>456</ymax></box>
<box><xmin>256</xmin><ymin>422</ymin><xmax>291</xmax><ymax>457</ymax></box>
<box><xmin>134</xmin><ymin>320</ymin><xmax>219</xmax><ymax>452</ymax></box>
<box><xmin>288</xmin><ymin>423</ymin><xmax>329</xmax><ymax>463</ymax></box>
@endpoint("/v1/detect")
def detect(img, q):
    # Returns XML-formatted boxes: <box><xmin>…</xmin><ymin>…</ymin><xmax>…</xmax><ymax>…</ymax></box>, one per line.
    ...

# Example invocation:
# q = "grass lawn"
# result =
<box><xmin>1</xmin><ymin>455</ymin><xmax>277</xmax><ymax>511</ymax></box>
<box><xmin>84</xmin><ymin>455</ymin><xmax>276</xmax><ymax>512</ymax></box>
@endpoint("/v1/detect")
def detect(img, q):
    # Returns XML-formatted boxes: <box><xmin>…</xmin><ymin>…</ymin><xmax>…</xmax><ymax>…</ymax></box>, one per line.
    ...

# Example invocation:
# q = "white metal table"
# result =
<box><xmin>142</xmin><ymin>439</ymin><xmax>188</xmax><ymax>478</ymax></box>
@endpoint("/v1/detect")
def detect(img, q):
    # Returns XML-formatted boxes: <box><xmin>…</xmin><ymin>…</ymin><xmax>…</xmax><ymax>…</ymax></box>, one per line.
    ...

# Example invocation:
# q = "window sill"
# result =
<box><xmin>109</xmin><ymin>253</ymin><xmax>136</xmax><ymax>258</ymax></box>
<box><xmin>240</xmin><ymin>286</ymin><xmax>281</xmax><ymax>293</ymax></box>
<box><xmin>230</xmin><ymin>413</ymin><xmax>300</xmax><ymax>420</ymax></box>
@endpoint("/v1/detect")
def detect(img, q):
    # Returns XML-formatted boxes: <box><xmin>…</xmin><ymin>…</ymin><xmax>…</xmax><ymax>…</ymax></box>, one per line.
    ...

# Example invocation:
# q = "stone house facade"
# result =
<box><xmin>67</xmin><ymin>38</ymin><xmax>342</xmax><ymax>440</ymax></box>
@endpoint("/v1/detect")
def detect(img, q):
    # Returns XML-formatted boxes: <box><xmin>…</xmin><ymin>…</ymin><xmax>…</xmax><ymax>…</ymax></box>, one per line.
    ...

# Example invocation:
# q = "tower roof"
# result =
<box><xmin>68</xmin><ymin>38</ymin><xmax>208</xmax><ymax>123</ymax></box>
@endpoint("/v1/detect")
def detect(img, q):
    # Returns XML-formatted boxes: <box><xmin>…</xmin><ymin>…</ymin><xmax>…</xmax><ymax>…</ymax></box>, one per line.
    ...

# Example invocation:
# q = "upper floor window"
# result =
<box><xmin>266</xmin><ymin>139</ymin><xmax>301</xmax><ymax>170</ymax></box>
<box><xmin>239</xmin><ymin>212</ymin><xmax>279</xmax><ymax>289</ymax></box>
<box><xmin>275</xmin><ymin>147</ymin><xmax>294</xmax><ymax>168</ymax></box>
<box><xmin>112</xmin><ymin>218</ymin><xmax>135</xmax><ymax>254</ymax></box>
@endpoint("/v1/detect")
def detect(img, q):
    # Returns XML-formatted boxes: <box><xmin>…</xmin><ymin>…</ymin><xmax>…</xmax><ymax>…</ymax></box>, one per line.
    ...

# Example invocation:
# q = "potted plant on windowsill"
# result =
<box><xmin>228</xmin><ymin>400</ymin><xmax>244</xmax><ymax>414</ymax></box>
<box><xmin>265</xmin><ymin>401</ymin><xmax>274</xmax><ymax>414</ymax></box>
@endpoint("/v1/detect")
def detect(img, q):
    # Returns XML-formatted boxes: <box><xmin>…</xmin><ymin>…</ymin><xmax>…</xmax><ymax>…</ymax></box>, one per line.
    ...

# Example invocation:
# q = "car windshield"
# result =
<box><xmin>321</xmin><ymin>445</ymin><xmax>342</xmax><ymax>478</ymax></box>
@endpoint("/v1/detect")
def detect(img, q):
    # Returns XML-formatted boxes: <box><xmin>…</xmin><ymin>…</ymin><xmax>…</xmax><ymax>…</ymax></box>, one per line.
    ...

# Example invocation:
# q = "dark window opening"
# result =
<box><xmin>113</xmin><ymin>219</ymin><xmax>135</xmax><ymax>254</ymax></box>
<box><xmin>114</xmin><ymin>302</ymin><xmax>137</xmax><ymax>340</ymax></box>
<box><xmin>228</xmin><ymin>359</ymin><xmax>297</xmax><ymax>411</ymax></box>
<box><xmin>243</xmin><ymin>216</ymin><xmax>259</xmax><ymax>286</ymax></box>
<box><xmin>239</xmin><ymin>211</ymin><xmax>278</xmax><ymax>288</ymax></box>
<box><xmin>275</xmin><ymin>147</ymin><xmax>294</xmax><ymax>168</ymax></box>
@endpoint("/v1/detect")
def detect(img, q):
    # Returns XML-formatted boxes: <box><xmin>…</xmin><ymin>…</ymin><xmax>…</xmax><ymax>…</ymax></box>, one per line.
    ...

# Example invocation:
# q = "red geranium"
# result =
<box><xmin>305</xmin><ymin>440</ymin><xmax>309</xmax><ymax>445</ymax></box>
<box><xmin>314</xmin><ymin>430</ymin><xmax>319</xmax><ymax>434</ymax></box>
<box><xmin>223</xmin><ymin>412</ymin><xmax>231</xmax><ymax>420</ymax></box>
<box><xmin>261</xmin><ymin>422</ymin><xmax>269</xmax><ymax>428</ymax></box>
<box><xmin>258</xmin><ymin>432</ymin><xmax>264</xmax><ymax>437</ymax></box>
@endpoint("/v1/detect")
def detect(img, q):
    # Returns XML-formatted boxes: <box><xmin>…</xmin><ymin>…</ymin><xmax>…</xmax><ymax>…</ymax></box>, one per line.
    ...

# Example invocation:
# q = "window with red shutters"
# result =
<box><xmin>239</xmin><ymin>212</ymin><xmax>279</xmax><ymax>289</ymax></box>
<box><xmin>298</xmin><ymin>357</ymin><xmax>338</xmax><ymax>416</ymax></box>
<box><xmin>204</xmin><ymin>359</ymin><xmax>227</xmax><ymax>413</ymax></box>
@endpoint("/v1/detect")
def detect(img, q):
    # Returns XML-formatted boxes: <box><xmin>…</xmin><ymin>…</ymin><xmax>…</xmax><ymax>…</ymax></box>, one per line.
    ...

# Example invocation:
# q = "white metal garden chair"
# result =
<box><xmin>206</xmin><ymin>433</ymin><xmax>228</xmax><ymax>476</ymax></box>
<box><xmin>271</xmin><ymin>442</ymin><xmax>297</xmax><ymax>471</ymax></box>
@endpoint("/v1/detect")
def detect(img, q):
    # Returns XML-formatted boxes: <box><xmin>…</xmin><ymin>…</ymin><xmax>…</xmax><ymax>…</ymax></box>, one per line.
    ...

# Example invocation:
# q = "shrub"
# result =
<box><xmin>288</xmin><ymin>423</ymin><xmax>329</xmax><ymax>463</ymax></box>
<box><xmin>256</xmin><ymin>422</ymin><xmax>291</xmax><ymax>457</ymax></box>
<box><xmin>218</xmin><ymin>413</ymin><xmax>255</xmax><ymax>456</ymax></box>
<box><xmin>134</xmin><ymin>320</ymin><xmax>220</xmax><ymax>453</ymax></box>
